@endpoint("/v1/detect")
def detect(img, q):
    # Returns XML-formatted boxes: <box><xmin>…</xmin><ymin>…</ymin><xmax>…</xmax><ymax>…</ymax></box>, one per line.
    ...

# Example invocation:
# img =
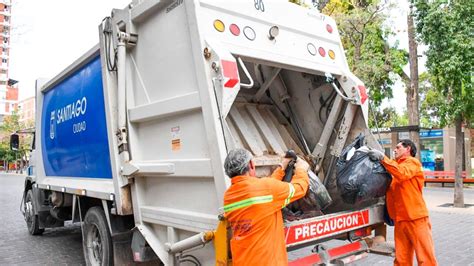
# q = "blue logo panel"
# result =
<box><xmin>41</xmin><ymin>56</ymin><xmax>112</xmax><ymax>178</ymax></box>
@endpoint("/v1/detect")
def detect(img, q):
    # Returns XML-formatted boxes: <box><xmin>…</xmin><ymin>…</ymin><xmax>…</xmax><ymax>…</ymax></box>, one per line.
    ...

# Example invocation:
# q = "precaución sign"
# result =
<box><xmin>285</xmin><ymin>209</ymin><xmax>370</xmax><ymax>245</ymax></box>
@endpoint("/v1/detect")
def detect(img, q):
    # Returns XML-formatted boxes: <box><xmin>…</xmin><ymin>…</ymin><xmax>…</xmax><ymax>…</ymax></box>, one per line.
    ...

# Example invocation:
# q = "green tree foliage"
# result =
<box><xmin>322</xmin><ymin>0</ymin><xmax>408</xmax><ymax>107</ymax></box>
<box><xmin>0</xmin><ymin>142</ymin><xmax>15</xmax><ymax>167</ymax></box>
<box><xmin>288</xmin><ymin>0</ymin><xmax>313</xmax><ymax>8</ymax></box>
<box><xmin>370</xmin><ymin>106</ymin><xmax>409</xmax><ymax>129</ymax></box>
<box><xmin>414</xmin><ymin>0</ymin><xmax>473</xmax><ymax>128</ymax></box>
<box><xmin>418</xmin><ymin>72</ymin><xmax>443</xmax><ymax>128</ymax></box>
<box><xmin>321</xmin><ymin>0</ymin><xmax>410</xmax><ymax>129</ymax></box>
<box><xmin>0</xmin><ymin>111</ymin><xmax>33</xmax><ymax>170</ymax></box>
<box><xmin>414</xmin><ymin>0</ymin><xmax>473</xmax><ymax>207</ymax></box>
<box><xmin>289</xmin><ymin>0</ymin><xmax>412</xmax><ymax>127</ymax></box>
<box><xmin>0</xmin><ymin>111</ymin><xmax>22</xmax><ymax>136</ymax></box>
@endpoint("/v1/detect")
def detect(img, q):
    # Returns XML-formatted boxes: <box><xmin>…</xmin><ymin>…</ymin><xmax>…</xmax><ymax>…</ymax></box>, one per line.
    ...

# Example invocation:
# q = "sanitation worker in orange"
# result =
<box><xmin>223</xmin><ymin>148</ymin><xmax>310</xmax><ymax>266</ymax></box>
<box><xmin>368</xmin><ymin>139</ymin><xmax>437</xmax><ymax>266</ymax></box>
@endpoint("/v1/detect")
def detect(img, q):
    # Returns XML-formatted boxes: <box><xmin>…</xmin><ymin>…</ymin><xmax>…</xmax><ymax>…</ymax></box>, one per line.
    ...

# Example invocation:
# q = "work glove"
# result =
<box><xmin>295</xmin><ymin>157</ymin><xmax>310</xmax><ymax>171</ymax></box>
<box><xmin>367</xmin><ymin>149</ymin><xmax>385</xmax><ymax>161</ymax></box>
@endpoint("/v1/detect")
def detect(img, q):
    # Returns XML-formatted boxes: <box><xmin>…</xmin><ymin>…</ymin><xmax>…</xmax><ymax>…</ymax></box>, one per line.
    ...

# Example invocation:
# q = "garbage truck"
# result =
<box><xmin>18</xmin><ymin>0</ymin><xmax>394</xmax><ymax>265</ymax></box>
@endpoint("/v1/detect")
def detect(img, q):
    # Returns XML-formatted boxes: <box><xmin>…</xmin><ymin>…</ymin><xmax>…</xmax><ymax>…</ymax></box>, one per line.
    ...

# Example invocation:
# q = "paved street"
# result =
<box><xmin>0</xmin><ymin>173</ymin><xmax>84</xmax><ymax>265</ymax></box>
<box><xmin>1</xmin><ymin>173</ymin><xmax>473</xmax><ymax>265</ymax></box>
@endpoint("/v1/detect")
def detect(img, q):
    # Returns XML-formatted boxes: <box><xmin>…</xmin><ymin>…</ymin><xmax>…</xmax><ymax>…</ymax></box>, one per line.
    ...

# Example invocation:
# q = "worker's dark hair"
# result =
<box><xmin>399</xmin><ymin>139</ymin><xmax>417</xmax><ymax>157</ymax></box>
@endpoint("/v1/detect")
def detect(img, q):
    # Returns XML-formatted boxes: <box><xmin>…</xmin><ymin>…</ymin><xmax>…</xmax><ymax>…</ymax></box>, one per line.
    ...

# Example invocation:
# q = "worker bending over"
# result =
<box><xmin>369</xmin><ymin>139</ymin><xmax>437</xmax><ymax>266</ymax></box>
<box><xmin>223</xmin><ymin>148</ymin><xmax>309</xmax><ymax>266</ymax></box>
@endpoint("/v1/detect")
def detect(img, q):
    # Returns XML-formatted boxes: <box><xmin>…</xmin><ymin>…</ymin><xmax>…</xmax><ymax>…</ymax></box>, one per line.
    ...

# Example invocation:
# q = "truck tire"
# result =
<box><xmin>83</xmin><ymin>206</ymin><xmax>113</xmax><ymax>266</ymax></box>
<box><xmin>24</xmin><ymin>190</ymin><xmax>44</xmax><ymax>235</ymax></box>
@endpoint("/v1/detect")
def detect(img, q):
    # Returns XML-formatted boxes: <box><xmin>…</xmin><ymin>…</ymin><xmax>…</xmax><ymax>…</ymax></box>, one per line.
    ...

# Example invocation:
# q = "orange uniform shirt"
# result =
<box><xmin>382</xmin><ymin>156</ymin><xmax>429</xmax><ymax>222</ymax></box>
<box><xmin>223</xmin><ymin>167</ymin><xmax>309</xmax><ymax>266</ymax></box>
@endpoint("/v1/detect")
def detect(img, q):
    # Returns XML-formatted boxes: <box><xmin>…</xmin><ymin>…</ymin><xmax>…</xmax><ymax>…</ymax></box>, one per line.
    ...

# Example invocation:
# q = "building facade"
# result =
<box><xmin>375</xmin><ymin>127</ymin><xmax>472</xmax><ymax>176</ymax></box>
<box><xmin>18</xmin><ymin>96</ymin><xmax>35</xmax><ymax>125</ymax></box>
<box><xmin>0</xmin><ymin>0</ymin><xmax>17</xmax><ymax>123</ymax></box>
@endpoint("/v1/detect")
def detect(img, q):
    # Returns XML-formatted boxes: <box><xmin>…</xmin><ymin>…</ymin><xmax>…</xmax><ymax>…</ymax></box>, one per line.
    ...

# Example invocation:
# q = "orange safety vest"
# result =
<box><xmin>382</xmin><ymin>156</ymin><xmax>429</xmax><ymax>222</ymax></box>
<box><xmin>223</xmin><ymin>167</ymin><xmax>309</xmax><ymax>266</ymax></box>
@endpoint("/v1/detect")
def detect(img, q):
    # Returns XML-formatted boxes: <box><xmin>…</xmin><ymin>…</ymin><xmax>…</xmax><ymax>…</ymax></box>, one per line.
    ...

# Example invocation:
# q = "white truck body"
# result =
<box><xmin>24</xmin><ymin>0</ymin><xmax>387</xmax><ymax>265</ymax></box>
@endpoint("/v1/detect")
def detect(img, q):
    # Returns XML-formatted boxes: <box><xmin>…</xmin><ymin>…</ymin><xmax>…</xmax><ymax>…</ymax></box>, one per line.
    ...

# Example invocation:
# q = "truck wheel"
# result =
<box><xmin>83</xmin><ymin>206</ymin><xmax>113</xmax><ymax>266</ymax></box>
<box><xmin>24</xmin><ymin>190</ymin><xmax>44</xmax><ymax>235</ymax></box>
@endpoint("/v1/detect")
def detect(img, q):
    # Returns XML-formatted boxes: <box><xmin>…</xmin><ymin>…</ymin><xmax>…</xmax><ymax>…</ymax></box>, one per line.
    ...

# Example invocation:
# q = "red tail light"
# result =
<box><xmin>230</xmin><ymin>24</ymin><xmax>240</xmax><ymax>36</ymax></box>
<box><xmin>326</xmin><ymin>24</ymin><xmax>333</xmax><ymax>33</ymax></box>
<box><xmin>318</xmin><ymin>47</ymin><xmax>326</xmax><ymax>57</ymax></box>
<box><xmin>358</xmin><ymin>85</ymin><xmax>368</xmax><ymax>104</ymax></box>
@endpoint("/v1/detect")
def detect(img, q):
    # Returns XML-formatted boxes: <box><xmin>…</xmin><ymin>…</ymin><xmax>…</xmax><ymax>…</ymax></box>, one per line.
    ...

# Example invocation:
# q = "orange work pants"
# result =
<box><xmin>394</xmin><ymin>217</ymin><xmax>437</xmax><ymax>266</ymax></box>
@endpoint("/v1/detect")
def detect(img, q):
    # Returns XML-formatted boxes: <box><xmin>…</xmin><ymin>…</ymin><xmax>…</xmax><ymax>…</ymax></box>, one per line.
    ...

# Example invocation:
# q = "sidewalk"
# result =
<box><xmin>0</xmin><ymin>171</ymin><xmax>26</xmax><ymax>176</ymax></box>
<box><xmin>360</xmin><ymin>186</ymin><xmax>474</xmax><ymax>265</ymax></box>
<box><xmin>424</xmin><ymin>186</ymin><xmax>474</xmax><ymax>215</ymax></box>
<box><xmin>289</xmin><ymin>186</ymin><xmax>474</xmax><ymax>265</ymax></box>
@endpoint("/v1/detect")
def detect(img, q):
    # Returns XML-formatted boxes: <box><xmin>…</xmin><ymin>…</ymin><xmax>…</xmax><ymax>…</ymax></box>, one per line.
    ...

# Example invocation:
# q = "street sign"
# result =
<box><xmin>420</xmin><ymin>130</ymin><xmax>443</xmax><ymax>138</ymax></box>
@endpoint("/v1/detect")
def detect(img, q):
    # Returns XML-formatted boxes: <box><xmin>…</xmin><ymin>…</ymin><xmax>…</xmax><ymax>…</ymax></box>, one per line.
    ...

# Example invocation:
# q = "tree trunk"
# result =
<box><xmin>407</xmin><ymin>5</ymin><xmax>420</xmax><ymax>159</ymax></box>
<box><xmin>315</xmin><ymin>0</ymin><xmax>330</xmax><ymax>11</ymax></box>
<box><xmin>353</xmin><ymin>43</ymin><xmax>362</xmax><ymax>72</ymax></box>
<box><xmin>453</xmin><ymin>116</ymin><xmax>465</xmax><ymax>208</ymax></box>
<box><xmin>465</xmin><ymin>125</ymin><xmax>472</xmax><ymax>180</ymax></box>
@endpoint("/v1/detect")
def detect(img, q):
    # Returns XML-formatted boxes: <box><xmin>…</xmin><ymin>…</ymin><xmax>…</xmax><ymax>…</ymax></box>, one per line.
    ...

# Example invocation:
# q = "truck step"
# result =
<box><xmin>369</xmin><ymin>241</ymin><xmax>395</xmax><ymax>257</ymax></box>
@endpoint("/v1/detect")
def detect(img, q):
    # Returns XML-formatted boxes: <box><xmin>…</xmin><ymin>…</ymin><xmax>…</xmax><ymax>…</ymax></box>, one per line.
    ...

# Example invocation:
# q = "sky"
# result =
<box><xmin>10</xmin><ymin>0</ymin><xmax>130</xmax><ymax>99</ymax></box>
<box><xmin>9</xmin><ymin>0</ymin><xmax>423</xmax><ymax>114</ymax></box>
<box><xmin>382</xmin><ymin>0</ymin><xmax>427</xmax><ymax>114</ymax></box>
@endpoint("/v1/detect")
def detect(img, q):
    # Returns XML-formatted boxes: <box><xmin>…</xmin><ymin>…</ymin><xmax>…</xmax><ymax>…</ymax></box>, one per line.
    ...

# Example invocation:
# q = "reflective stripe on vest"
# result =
<box><xmin>224</xmin><ymin>195</ymin><xmax>273</xmax><ymax>213</ymax></box>
<box><xmin>283</xmin><ymin>183</ymin><xmax>295</xmax><ymax>208</ymax></box>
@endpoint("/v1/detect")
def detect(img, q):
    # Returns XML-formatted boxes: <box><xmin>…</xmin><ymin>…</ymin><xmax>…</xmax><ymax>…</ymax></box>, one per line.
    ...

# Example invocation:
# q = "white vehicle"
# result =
<box><xmin>19</xmin><ymin>0</ymin><xmax>392</xmax><ymax>265</ymax></box>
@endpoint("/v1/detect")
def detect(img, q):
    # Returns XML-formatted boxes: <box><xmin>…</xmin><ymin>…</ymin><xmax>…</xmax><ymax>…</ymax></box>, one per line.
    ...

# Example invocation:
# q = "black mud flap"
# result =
<box><xmin>131</xmin><ymin>229</ymin><xmax>160</xmax><ymax>263</ymax></box>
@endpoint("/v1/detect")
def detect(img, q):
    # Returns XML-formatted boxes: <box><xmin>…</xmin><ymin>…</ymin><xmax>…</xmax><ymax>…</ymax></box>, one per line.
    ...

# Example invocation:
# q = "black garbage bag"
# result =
<box><xmin>336</xmin><ymin>134</ymin><xmax>392</xmax><ymax>205</ymax></box>
<box><xmin>285</xmin><ymin>170</ymin><xmax>333</xmax><ymax>220</ymax></box>
<box><xmin>281</xmin><ymin>150</ymin><xmax>333</xmax><ymax>221</ymax></box>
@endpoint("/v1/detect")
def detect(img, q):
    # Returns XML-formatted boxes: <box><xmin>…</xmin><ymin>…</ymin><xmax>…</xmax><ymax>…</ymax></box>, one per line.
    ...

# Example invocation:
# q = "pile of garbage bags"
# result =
<box><xmin>336</xmin><ymin>134</ymin><xmax>392</xmax><ymax>205</ymax></box>
<box><xmin>282</xmin><ymin>134</ymin><xmax>391</xmax><ymax>221</ymax></box>
<box><xmin>284</xmin><ymin>170</ymin><xmax>333</xmax><ymax>220</ymax></box>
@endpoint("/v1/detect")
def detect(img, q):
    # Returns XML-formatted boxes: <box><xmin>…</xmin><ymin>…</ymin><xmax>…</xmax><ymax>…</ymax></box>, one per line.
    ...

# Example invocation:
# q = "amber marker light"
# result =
<box><xmin>328</xmin><ymin>50</ymin><xmax>335</xmax><ymax>59</ymax></box>
<box><xmin>214</xmin><ymin>19</ymin><xmax>225</xmax><ymax>32</ymax></box>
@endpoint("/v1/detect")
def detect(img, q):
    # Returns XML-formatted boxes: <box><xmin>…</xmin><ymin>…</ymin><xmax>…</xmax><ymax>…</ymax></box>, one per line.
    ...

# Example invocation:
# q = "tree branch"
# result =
<box><xmin>400</xmin><ymin>70</ymin><xmax>411</xmax><ymax>88</ymax></box>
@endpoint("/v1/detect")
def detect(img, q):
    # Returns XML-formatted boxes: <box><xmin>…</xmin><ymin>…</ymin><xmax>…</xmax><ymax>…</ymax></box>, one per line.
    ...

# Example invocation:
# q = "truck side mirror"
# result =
<box><xmin>10</xmin><ymin>133</ymin><xmax>19</xmax><ymax>151</ymax></box>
